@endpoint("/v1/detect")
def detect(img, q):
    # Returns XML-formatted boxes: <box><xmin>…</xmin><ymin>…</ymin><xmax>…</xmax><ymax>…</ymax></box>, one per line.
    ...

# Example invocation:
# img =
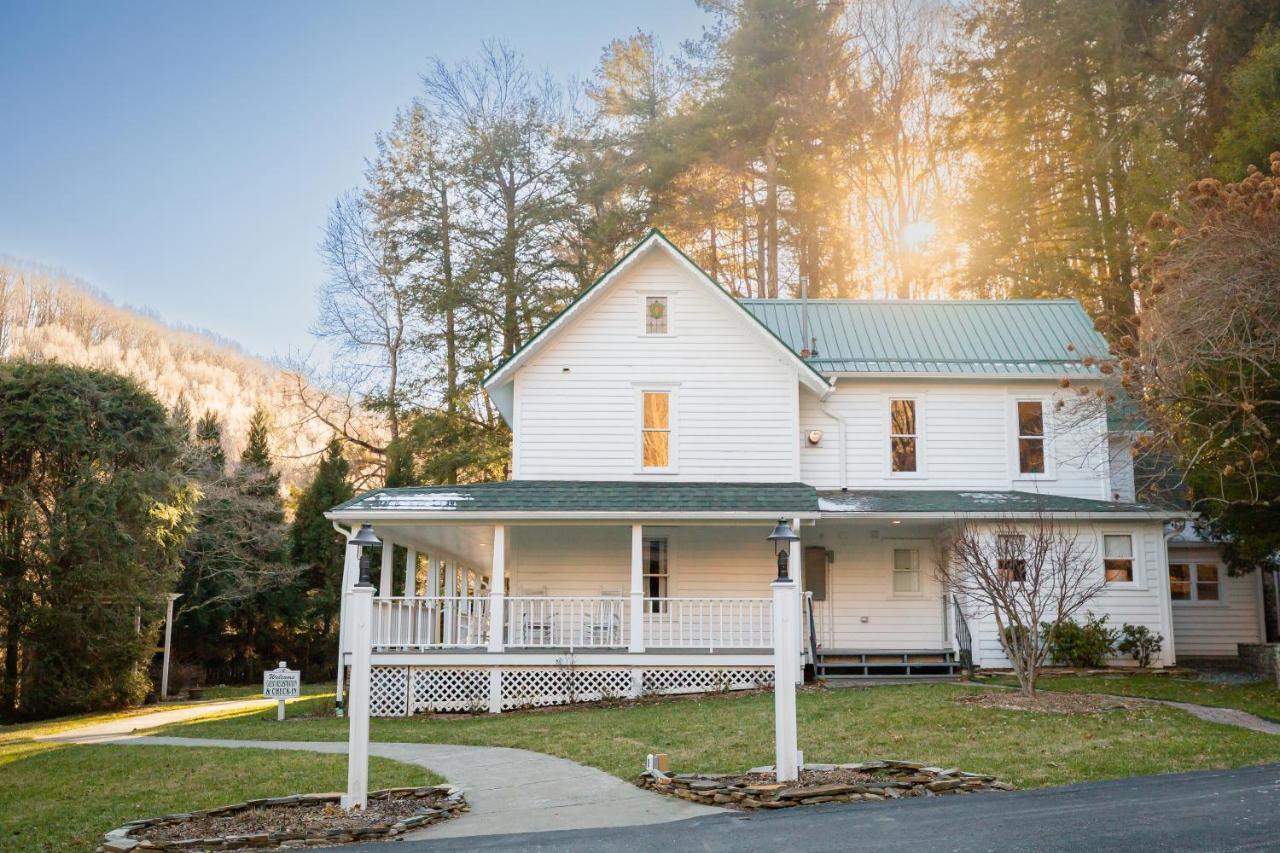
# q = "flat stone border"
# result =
<box><xmin>98</xmin><ymin>785</ymin><xmax>467</xmax><ymax>851</ymax></box>
<box><xmin>637</xmin><ymin>760</ymin><xmax>1013</xmax><ymax>808</ymax></box>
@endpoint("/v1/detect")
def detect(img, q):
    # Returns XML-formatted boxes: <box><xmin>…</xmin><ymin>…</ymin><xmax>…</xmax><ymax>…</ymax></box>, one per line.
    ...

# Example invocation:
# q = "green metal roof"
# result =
<box><xmin>330</xmin><ymin>480</ymin><xmax>820</xmax><ymax>517</ymax></box>
<box><xmin>741</xmin><ymin>299</ymin><xmax>1111</xmax><ymax>376</ymax></box>
<box><xmin>818</xmin><ymin>489</ymin><xmax>1172</xmax><ymax>516</ymax></box>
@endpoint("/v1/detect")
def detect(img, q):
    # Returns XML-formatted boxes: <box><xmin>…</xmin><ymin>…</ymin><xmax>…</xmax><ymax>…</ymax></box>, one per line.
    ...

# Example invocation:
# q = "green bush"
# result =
<box><xmin>1117</xmin><ymin>623</ymin><xmax>1163</xmax><ymax>668</ymax></box>
<box><xmin>1043</xmin><ymin>613</ymin><xmax>1117</xmax><ymax>668</ymax></box>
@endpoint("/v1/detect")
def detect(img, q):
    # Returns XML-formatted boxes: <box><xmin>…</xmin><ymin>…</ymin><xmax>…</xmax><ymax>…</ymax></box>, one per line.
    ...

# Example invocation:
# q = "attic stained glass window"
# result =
<box><xmin>645</xmin><ymin>296</ymin><xmax>669</xmax><ymax>334</ymax></box>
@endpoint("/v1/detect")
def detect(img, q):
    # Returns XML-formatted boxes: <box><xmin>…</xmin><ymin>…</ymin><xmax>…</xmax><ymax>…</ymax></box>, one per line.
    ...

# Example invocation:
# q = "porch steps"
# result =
<box><xmin>814</xmin><ymin>649</ymin><xmax>961</xmax><ymax>680</ymax></box>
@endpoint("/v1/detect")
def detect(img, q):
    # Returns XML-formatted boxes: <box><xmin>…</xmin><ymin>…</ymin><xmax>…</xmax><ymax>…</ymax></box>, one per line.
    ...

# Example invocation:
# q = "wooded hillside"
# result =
<box><xmin>0</xmin><ymin>262</ymin><xmax>339</xmax><ymax>486</ymax></box>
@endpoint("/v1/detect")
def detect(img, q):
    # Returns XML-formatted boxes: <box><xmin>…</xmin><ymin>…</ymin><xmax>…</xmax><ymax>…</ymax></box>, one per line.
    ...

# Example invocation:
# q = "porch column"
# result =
<box><xmin>487</xmin><ymin>525</ymin><xmax>507</xmax><ymax>654</ymax></box>
<box><xmin>378</xmin><ymin>539</ymin><xmax>394</xmax><ymax>598</ymax></box>
<box><xmin>629</xmin><ymin>524</ymin><xmax>645</xmax><ymax>653</ymax></box>
<box><xmin>403</xmin><ymin>548</ymin><xmax>417</xmax><ymax>597</ymax></box>
<box><xmin>444</xmin><ymin>561</ymin><xmax>457</xmax><ymax>644</ymax></box>
<box><xmin>790</xmin><ymin>519</ymin><xmax>804</xmax><ymax>683</ymax></box>
<box><xmin>427</xmin><ymin>558</ymin><xmax>441</xmax><ymax>644</ymax></box>
<box><xmin>334</xmin><ymin>528</ymin><xmax>358</xmax><ymax>717</ymax></box>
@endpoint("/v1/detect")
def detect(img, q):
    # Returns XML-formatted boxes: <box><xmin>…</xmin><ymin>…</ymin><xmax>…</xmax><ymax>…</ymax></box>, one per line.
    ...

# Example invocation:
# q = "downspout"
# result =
<box><xmin>1160</xmin><ymin>519</ymin><xmax>1187</xmax><ymax>668</ymax></box>
<box><xmin>817</xmin><ymin>384</ymin><xmax>847</xmax><ymax>490</ymax></box>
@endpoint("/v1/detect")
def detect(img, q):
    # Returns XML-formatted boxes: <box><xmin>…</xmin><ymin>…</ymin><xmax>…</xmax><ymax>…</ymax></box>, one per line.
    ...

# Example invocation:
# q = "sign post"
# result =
<box><xmin>263</xmin><ymin>662</ymin><xmax>300</xmax><ymax>721</ymax></box>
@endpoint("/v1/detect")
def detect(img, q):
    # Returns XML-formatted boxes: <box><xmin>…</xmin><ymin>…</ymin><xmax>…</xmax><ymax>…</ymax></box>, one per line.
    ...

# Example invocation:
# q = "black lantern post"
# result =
<box><xmin>766</xmin><ymin>518</ymin><xmax>800</xmax><ymax>581</ymax></box>
<box><xmin>349</xmin><ymin>523</ymin><xmax>381</xmax><ymax>587</ymax></box>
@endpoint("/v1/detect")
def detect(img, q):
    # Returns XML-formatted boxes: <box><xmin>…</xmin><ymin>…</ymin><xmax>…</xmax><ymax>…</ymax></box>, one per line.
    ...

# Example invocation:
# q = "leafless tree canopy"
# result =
<box><xmin>937</xmin><ymin>512</ymin><xmax>1105</xmax><ymax>694</ymax></box>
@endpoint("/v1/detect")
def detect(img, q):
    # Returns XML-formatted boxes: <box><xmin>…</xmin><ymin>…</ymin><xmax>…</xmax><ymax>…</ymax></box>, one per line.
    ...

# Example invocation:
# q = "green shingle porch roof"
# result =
<box><xmin>817</xmin><ymin>489</ymin><xmax>1177</xmax><ymax>517</ymax></box>
<box><xmin>740</xmin><ymin>299</ymin><xmax>1111</xmax><ymax>376</ymax></box>
<box><xmin>329</xmin><ymin>480</ymin><xmax>820</xmax><ymax>519</ymax></box>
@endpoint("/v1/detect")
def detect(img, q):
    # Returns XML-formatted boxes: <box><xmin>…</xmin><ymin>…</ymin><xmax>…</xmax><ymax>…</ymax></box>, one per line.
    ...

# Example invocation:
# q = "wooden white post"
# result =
<box><xmin>342</xmin><ymin>579</ymin><xmax>374</xmax><ymax>810</ymax></box>
<box><xmin>444</xmin><ymin>562</ymin><xmax>457</xmax><ymax>644</ymax></box>
<box><xmin>629</xmin><ymin>524</ymin><xmax>645</xmax><ymax>653</ymax></box>
<box><xmin>427</xmin><ymin>558</ymin><xmax>440</xmax><ymax>645</ymax></box>
<box><xmin>790</xmin><ymin>519</ymin><xmax>805</xmax><ymax>683</ymax></box>
<box><xmin>378</xmin><ymin>540</ymin><xmax>394</xmax><ymax>599</ymax></box>
<box><xmin>334</xmin><ymin>536</ymin><xmax>357</xmax><ymax>716</ymax></box>
<box><xmin>403</xmin><ymin>548</ymin><xmax>417</xmax><ymax>597</ymax></box>
<box><xmin>772</xmin><ymin>573</ymin><xmax>800</xmax><ymax>782</ymax></box>
<box><xmin>160</xmin><ymin>593</ymin><xmax>181</xmax><ymax>700</ymax></box>
<box><xmin>487</xmin><ymin>525</ymin><xmax>506</xmax><ymax>655</ymax></box>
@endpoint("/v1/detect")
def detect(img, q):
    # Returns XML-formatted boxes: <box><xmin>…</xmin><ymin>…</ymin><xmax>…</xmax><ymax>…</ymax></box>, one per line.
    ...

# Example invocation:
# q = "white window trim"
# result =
<box><xmin>1100</xmin><ymin>531</ymin><xmax>1142</xmax><ymax>588</ymax></box>
<box><xmin>891</xmin><ymin>547</ymin><xmax>924</xmax><ymax>598</ymax></box>
<box><xmin>1009</xmin><ymin>395</ymin><xmax>1056</xmax><ymax>481</ymax></box>
<box><xmin>1170</xmin><ymin>561</ymin><xmax>1224</xmax><ymax>606</ymax></box>
<box><xmin>634</xmin><ymin>384</ymin><xmax>680</xmax><ymax>474</ymax></box>
<box><xmin>637</xmin><ymin>290</ymin><xmax>676</xmax><ymax>338</ymax></box>
<box><xmin>884</xmin><ymin>395</ymin><xmax>927</xmax><ymax>478</ymax></box>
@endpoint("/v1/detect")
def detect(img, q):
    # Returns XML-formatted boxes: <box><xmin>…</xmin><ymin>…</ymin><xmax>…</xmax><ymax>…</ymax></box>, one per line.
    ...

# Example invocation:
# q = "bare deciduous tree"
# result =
<box><xmin>937</xmin><ymin>511</ymin><xmax>1105</xmax><ymax>695</ymax></box>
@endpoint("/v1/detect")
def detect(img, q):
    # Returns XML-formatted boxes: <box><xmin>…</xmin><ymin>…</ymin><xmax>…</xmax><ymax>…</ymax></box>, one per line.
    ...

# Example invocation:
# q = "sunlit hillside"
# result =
<box><xmin>0</xmin><ymin>261</ymin><xmax>337</xmax><ymax>486</ymax></box>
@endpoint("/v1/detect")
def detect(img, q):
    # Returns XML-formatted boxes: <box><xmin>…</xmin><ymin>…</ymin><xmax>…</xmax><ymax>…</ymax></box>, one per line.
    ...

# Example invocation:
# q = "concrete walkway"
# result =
<box><xmin>51</xmin><ymin>733</ymin><xmax>720</xmax><ymax>839</ymax></box>
<box><xmin>36</xmin><ymin>698</ymin><xmax>277</xmax><ymax>743</ymax></box>
<box><xmin>1153</xmin><ymin>700</ymin><xmax>1280</xmax><ymax>735</ymax></box>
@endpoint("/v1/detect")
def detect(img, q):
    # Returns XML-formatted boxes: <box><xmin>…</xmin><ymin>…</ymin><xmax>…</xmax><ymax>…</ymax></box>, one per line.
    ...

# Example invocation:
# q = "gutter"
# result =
<box><xmin>325</xmin><ymin>510</ymin><xmax>824</xmax><ymax>523</ymax></box>
<box><xmin>817</xmin><ymin>391</ymin><xmax>848</xmax><ymax>489</ymax></box>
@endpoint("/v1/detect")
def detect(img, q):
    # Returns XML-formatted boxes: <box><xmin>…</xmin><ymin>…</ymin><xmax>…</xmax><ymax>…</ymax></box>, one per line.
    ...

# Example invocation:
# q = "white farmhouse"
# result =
<box><xmin>327</xmin><ymin>230</ymin><xmax>1266</xmax><ymax>715</ymax></box>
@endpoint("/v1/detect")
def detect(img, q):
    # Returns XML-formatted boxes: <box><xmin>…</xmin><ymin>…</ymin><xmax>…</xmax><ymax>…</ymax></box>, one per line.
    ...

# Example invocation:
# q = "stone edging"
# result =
<box><xmin>98</xmin><ymin>785</ymin><xmax>467</xmax><ymax>852</ymax></box>
<box><xmin>637</xmin><ymin>761</ymin><xmax>1013</xmax><ymax>808</ymax></box>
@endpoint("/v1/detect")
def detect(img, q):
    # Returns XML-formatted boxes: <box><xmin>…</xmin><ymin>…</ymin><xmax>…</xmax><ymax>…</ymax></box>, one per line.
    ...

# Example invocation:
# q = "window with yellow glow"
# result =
<box><xmin>641</xmin><ymin>391</ymin><xmax>670</xmax><ymax>468</ymax></box>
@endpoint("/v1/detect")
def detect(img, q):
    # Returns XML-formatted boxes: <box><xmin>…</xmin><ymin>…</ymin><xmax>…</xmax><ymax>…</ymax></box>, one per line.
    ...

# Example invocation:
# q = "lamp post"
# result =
<box><xmin>343</xmin><ymin>523</ymin><xmax>379</xmax><ymax>811</ymax></box>
<box><xmin>767</xmin><ymin>518</ymin><xmax>801</xmax><ymax>782</ymax></box>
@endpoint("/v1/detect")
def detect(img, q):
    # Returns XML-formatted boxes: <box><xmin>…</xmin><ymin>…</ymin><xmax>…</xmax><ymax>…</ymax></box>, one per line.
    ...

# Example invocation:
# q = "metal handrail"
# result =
<box><xmin>952</xmin><ymin>594</ymin><xmax>975</xmax><ymax>673</ymax></box>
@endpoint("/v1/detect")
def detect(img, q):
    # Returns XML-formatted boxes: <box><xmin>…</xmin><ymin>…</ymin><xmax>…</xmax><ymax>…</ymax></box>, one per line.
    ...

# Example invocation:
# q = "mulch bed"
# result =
<box><xmin>638</xmin><ymin>760</ymin><xmax>1014</xmax><ymax>809</ymax></box>
<box><xmin>100</xmin><ymin>786</ymin><xmax>466</xmax><ymax>852</ymax></box>
<box><xmin>956</xmin><ymin>690</ymin><xmax>1148</xmax><ymax>714</ymax></box>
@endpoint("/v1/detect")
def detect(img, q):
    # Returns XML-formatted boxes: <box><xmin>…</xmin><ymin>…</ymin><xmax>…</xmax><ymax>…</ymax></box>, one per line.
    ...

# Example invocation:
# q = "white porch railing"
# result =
<box><xmin>642</xmin><ymin>597</ymin><xmax>773</xmax><ymax>650</ymax></box>
<box><xmin>504</xmin><ymin>596</ymin><xmax>629</xmax><ymax>649</ymax></box>
<box><xmin>366</xmin><ymin>595</ymin><xmax>774</xmax><ymax>653</ymax></box>
<box><xmin>371</xmin><ymin>596</ymin><xmax>489</xmax><ymax>650</ymax></box>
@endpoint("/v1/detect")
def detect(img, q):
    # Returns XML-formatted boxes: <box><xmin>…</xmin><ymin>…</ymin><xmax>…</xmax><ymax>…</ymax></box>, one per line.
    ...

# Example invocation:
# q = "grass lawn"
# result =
<box><xmin>160</xmin><ymin>683</ymin><xmax>1280</xmax><ymax>790</ymax></box>
<box><xmin>979</xmin><ymin>672</ymin><xmax>1280</xmax><ymax>720</ymax></box>
<box><xmin>0</xmin><ymin>701</ymin><xmax>440</xmax><ymax>853</ymax></box>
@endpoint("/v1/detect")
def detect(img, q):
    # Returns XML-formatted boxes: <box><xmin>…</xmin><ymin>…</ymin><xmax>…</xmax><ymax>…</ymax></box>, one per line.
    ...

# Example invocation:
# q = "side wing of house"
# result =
<box><xmin>1167</xmin><ymin>540</ymin><xmax>1266</xmax><ymax>658</ymax></box>
<box><xmin>502</xmin><ymin>239</ymin><xmax>819</xmax><ymax>482</ymax></box>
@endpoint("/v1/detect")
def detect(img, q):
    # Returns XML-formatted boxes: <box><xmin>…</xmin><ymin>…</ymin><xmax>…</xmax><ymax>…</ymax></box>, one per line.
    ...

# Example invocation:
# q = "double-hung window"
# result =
<box><xmin>641</xmin><ymin>390</ymin><xmax>671</xmax><ymax>470</ymax></box>
<box><xmin>890</xmin><ymin>399</ymin><xmax>918</xmax><ymax>473</ymax></box>
<box><xmin>893</xmin><ymin>548</ymin><xmax>921</xmax><ymax>594</ymax></box>
<box><xmin>1016</xmin><ymin>400</ymin><xmax>1047</xmax><ymax>475</ymax></box>
<box><xmin>1169</xmin><ymin>563</ymin><xmax>1219</xmax><ymax>602</ymax></box>
<box><xmin>642</xmin><ymin>537</ymin><xmax>669</xmax><ymax>613</ymax></box>
<box><xmin>997</xmin><ymin>534</ymin><xmax>1027</xmax><ymax>583</ymax></box>
<box><xmin>1103</xmin><ymin>534</ymin><xmax>1135</xmax><ymax>583</ymax></box>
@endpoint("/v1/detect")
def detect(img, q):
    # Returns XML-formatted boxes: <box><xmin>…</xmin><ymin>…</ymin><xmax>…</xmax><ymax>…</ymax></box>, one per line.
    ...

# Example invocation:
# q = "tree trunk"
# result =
<box><xmin>439</xmin><ymin>177</ymin><xmax>460</xmax><ymax>485</ymax></box>
<box><xmin>765</xmin><ymin>146</ymin><xmax>779</xmax><ymax>299</ymax></box>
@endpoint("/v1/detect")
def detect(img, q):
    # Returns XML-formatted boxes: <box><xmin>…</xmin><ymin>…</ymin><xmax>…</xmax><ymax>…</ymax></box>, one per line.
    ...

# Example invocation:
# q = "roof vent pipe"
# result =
<box><xmin>799</xmin><ymin>272</ymin><xmax>812</xmax><ymax>358</ymax></box>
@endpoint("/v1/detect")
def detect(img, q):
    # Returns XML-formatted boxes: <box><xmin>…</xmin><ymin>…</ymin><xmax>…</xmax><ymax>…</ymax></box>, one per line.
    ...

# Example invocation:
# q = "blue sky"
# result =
<box><xmin>0</xmin><ymin>1</ymin><xmax>707</xmax><ymax>360</ymax></box>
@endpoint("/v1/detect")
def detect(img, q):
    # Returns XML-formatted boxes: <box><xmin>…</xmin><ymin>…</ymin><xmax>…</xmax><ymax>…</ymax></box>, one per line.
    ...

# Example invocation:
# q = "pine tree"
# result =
<box><xmin>290</xmin><ymin>440</ymin><xmax>354</xmax><ymax>671</ymax></box>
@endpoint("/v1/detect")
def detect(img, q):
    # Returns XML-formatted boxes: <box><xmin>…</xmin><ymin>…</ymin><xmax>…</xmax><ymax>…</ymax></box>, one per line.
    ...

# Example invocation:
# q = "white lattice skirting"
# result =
<box><xmin>363</xmin><ymin>664</ymin><xmax>774</xmax><ymax>716</ymax></box>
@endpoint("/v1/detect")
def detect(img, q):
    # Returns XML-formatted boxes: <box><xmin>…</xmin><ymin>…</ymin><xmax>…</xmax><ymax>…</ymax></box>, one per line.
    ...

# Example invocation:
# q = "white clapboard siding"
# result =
<box><xmin>808</xmin><ymin>524</ymin><xmax>949</xmax><ymax>650</ymax></box>
<box><xmin>1168</xmin><ymin>545</ymin><xmax>1264</xmax><ymax>658</ymax></box>
<box><xmin>799</xmin><ymin>381</ymin><xmax>1113</xmax><ymax>499</ymax></box>
<box><xmin>514</xmin><ymin>252</ymin><xmax>800</xmax><ymax>481</ymax></box>
<box><xmin>970</xmin><ymin>521</ymin><xmax>1175</xmax><ymax>668</ymax></box>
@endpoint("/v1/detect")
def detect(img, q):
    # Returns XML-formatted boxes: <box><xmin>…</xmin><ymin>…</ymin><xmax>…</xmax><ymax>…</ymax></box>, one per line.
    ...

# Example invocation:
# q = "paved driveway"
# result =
<box><xmin>347</xmin><ymin>762</ymin><xmax>1280</xmax><ymax>852</ymax></box>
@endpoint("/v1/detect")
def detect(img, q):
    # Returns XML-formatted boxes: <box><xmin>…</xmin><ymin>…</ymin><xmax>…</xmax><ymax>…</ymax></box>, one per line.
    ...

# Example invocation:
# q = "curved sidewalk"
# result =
<box><xmin>51</xmin><ymin>733</ymin><xmax>720</xmax><ymax>839</ymax></box>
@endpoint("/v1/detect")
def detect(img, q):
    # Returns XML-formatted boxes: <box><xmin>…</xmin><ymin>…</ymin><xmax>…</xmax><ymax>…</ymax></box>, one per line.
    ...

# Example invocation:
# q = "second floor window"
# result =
<box><xmin>641</xmin><ymin>391</ymin><xmax>670</xmax><ymax>468</ymax></box>
<box><xmin>645</xmin><ymin>296</ymin><xmax>669</xmax><ymax>334</ymax></box>
<box><xmin>1017</xmin><ymin>400</ymin><xmax>1046</xmax><ymax>474</ymax></box>
<box><xmin>890</xmin><ymin>399</ymin><xmax>918</xmax><ymax>472</ymax></box>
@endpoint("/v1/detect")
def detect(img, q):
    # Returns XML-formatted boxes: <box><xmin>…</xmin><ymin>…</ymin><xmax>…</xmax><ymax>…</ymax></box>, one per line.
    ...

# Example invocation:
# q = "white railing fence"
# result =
<box><xmin>642</xmin><ymin>597</ymin><xmax>773</xmax><ymax>650</ymax></box>
<box><xmin>371</xmin><ymin>596</ymin><xmax>489</xmax><ymax>650</ymax></box>
<box><xmin>365</xmin><ymin>595</ymin><xmax>774</xmax><ymax>652</ymax></box>
<box><xmin>504</xmin><ymin>596</ymin><xmax>628</xmax><ymax>649</ymax></box>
